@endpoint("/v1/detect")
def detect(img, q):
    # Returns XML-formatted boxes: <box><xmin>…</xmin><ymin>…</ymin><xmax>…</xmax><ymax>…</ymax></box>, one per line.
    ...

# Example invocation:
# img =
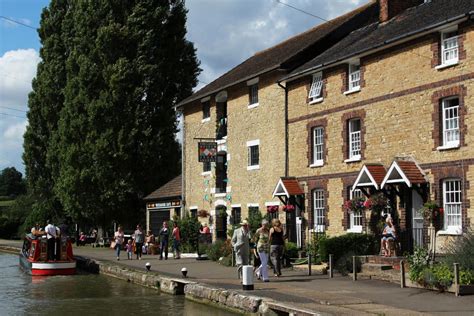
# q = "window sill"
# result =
<box><xmin>308</xmin><ymin>97</ymin><xmax>324</xmax><ymax>105</ymax></box>
<box><xmin>247</xmin><ymin>165</ymin><xmax>260</xmax><ymax>171</ymax></box>
<box><xmin>344</xmin><ymin>87</ymin><xmax>361</xmax><ymax>95</ymax></box>
<box><xmin>214</xmin><ymin>193</ymin><xmax>227</xmax><ymax>198</ymax></box>
<box><xmin>201</xmin><ymin>117</ymin><xmax>211</xmax><ymax>123</ymax></box>
<box><xmin>347</xmin><ymin>227</ymin><xmax>363</xmax><ymax>233</ymax></box>
<box><xmin>310</xmin><ymin>161</ymin><xmax>324</xmax><ymax>168</ymax></box>
<box><xmin>344</xmin><ymin>156</ymin><xmax>361</xmax><ymax>163</ymax></box>
<box><xmin>248</xmin><ymin>102</ymin><xmax>259</xmax><ymax>109</ymax></box>
<box><xmin>435</xmin><ymin>61</ymin><xmax>459</xmax><ymax>70</ymax></box>
<box><xmin>201</xmin><ymin>171</ymin><xmax>211</xmax><ymax>176</ymax></box>
<box><xmin>311</xmin><ymin>227</ymin><xmax>325</xmax><ymax>233</ymax></box>
<box><xmin>437</xmin><ymin>228</ymin><xmax>462</xmax><ymax>236</ymax></box>
<box><xmin>437</xmin><ymin>143</ymin><xmax>460</xmax><ymax>151</ymax></box>
<box><xmin>216</xmin><ymin>139</ymin><xmax>227</xmax><ymax>145</ymax></box>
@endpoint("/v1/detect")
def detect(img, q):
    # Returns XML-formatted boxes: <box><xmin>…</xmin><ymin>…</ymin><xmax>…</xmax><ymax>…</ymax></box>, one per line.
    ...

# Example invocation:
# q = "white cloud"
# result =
<box><xmin>0</xmin><ymin>49</ymin><xmax>39</xmax><ymax>173</ymax></box>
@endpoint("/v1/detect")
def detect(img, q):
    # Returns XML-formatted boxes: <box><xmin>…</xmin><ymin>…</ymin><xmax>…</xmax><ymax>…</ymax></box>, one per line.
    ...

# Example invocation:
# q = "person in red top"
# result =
<box><xmin>172</xmin><ymin>222</ymin><xmax>181</xmax><ymax>259</ymax></box>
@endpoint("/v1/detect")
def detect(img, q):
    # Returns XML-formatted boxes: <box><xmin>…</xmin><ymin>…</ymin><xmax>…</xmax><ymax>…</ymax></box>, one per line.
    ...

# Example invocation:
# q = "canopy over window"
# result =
<box><xmin>273</xmin><ymin>177</ymin><xmax>304</xmax><ymax>198</ymax></box>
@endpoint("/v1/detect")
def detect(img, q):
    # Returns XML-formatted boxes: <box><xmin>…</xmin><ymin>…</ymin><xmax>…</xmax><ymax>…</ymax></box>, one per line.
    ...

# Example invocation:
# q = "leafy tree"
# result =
<box><xmin>0</xmin><ymin>167</ymin><xmax>26</xmax><ymax>197</ymax></box>
<box><xmin>46</xmin><ymin>0</ymin><xmax>199</xmax><ymax>227</ymax></box>
<box><xmin>23</xmin><ymin>0</ymin><xmax>68</xmax><ymax>222</ymax></box>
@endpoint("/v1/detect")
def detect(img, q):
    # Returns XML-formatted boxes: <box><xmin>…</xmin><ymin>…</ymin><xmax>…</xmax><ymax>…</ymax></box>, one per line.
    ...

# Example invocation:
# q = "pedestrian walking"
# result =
<box><xmin>159</xmin><ymin>221</ymin><xmax>170</xmax><ymax>260</ymax></box>
<box><xmin>126</xmin><ymin>239</ymin><xmax>133</xmax><ymax>260</ymax></box>
<box><xmin>133</xmin><ymin>224</ymin><xmax>145</xmax><ymax>260</ymax></box>
<box><xmin>114</xmin><ymin>226</ymin><xmax>124</xmax><ymax>260</ymax></box>
<box><xmin>254</xmin><ymin>219</ymin><xmax>270</xmax><ymax>282</ymax></box>
<box><xmin>172</xmin><ymin>222</ymin><xmax>181</xmax><ymax>259</ymax></box>
<box><xmin>231</xmin><ymin>219</ymin><xmax>251</xmax><ymax>279</ymax></box>
<box><xmin>269</xmin><ymin>218</ymin><xmax>285</xmax><ymax>277</ymax></box>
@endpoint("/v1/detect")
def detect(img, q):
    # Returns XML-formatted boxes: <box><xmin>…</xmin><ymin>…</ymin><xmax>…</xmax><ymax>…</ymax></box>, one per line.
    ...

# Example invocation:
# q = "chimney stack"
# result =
<box><xmin>379</xmin><ymin>0</ymin><xmax>424</xmax><ymax>23</ymax></box>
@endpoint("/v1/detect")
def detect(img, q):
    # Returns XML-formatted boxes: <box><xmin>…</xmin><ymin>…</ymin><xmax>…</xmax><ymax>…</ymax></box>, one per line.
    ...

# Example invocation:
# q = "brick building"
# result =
<box><xmin>282</xmin><ymin>0</ymin><xmax>474</xmax><ymax>253</ymax></box>
<box><xmin>176</xmin><ymin>2</ymin><xmax>378</xmax><ymax>243</ymax></box>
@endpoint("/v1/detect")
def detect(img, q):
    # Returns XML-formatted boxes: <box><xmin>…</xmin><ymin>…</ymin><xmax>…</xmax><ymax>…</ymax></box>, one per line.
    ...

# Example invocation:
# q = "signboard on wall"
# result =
<box><xmin>198</xmin><ymin>142</ymin><xmax>217</xmax><ymax>162</ymax></box>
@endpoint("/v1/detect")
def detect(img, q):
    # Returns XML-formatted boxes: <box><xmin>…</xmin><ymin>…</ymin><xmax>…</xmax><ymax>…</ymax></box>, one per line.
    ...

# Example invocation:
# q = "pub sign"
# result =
<box><xmin>198</xmin><ymin>142</ymin><xmax>217</xmax><ymax>162</ymax></box>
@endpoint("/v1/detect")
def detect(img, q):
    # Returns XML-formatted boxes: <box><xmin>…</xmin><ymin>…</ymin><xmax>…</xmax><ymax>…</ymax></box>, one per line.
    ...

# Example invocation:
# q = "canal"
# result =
<box><xmin>0</xmin><ymin>252</ymin><xmax>237</xmax><ymax>315</ymax></box>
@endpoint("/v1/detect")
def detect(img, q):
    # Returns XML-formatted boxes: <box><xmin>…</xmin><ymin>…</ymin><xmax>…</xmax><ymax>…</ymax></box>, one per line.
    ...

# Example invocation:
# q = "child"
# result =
<box><xmin>126</xmin><ymin>239</ymin><xmax>134</xmax><ymax>260</ymax></box>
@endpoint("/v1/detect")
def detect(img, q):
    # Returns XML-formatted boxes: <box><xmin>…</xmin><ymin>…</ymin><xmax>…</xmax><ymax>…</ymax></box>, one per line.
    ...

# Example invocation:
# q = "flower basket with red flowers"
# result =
<box><xmin>283</xmin><ymin>204</ymin><xmax>295</xmax><ymax>212</ymax></box>
<box><xmin>267</xmin><ymin>205</ymin><xmax>279</xmax><ymax>214</ymax></box>
<box><xmin>419</xmin><ymin>200</ymin><xmax>443</xmax><ymax>224</ymax></box>
<box><xmin>344</xmin><ymin>197</ymin><xmax>366</xmax><ymax>214</ymax></box>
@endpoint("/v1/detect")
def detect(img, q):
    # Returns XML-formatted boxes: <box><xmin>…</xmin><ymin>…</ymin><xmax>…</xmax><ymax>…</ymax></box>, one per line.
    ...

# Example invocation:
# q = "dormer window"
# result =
<box><xmin>441</xmin><ymin>29</ymin><xmax>459</xmax><ymax>66</ymax></box>
<box><xmin>308</xmin><ymin>72</ymin><xmax>323</xmax><ymax>103</ymax></box>
<box><xmin>348</xmin><ymin>63</ymin><xmax>360</xmax><ymax>92</ymax></box>
<box><xmin>247</xmin><ymin>78</ymin><xmax>259</xmax><ymax>108</ymax></box>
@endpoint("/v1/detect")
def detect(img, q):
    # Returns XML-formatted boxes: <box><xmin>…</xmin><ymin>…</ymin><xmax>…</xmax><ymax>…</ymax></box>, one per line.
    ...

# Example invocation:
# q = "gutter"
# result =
<box><xmin>281</xmin><ymin>13</ymin><xmax>471</xmax><ymax>83</ymax></box>
<box><xmin>277</xmin><ymin>81</ymin><xmax>289</xmax><ymax>178</ymax></box>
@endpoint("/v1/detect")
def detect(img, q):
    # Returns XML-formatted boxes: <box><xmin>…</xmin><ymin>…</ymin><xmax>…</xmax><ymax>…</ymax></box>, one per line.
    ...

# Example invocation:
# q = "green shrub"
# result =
<box><xmin>422</xmin><ymin>263</ymin><xmax>453</xmax><ymax>290</ymax></box>
<box><xmin>285</xmin><ymin>242</ymin><xmax>298</xmax><ymax>259</ymax></box>
<box><xmin>205</xmin><ymin>239</ymin><xmax>232</xmax><ymax>261</ymax></box>
<box><xmin>407</xmin><ymin>247</ymin><xmax>430</xmax><ymax>283</ymax></box>
<box><xmin>460</xmin><ymin>269</ymin><xmax>474</xmax><ymax>285</ymax></box>
<box><xmin>170</xmin><ymin>213</ymin><xmax>201</xmax><ymax>253</ymax></box>
<box><xmin>318</xmin><ymin>233</ymin><xmax>378</xmax><ymax>263</ymax></box>
<box><xmin>306</xmin><ymin>232</ymin><xmax>326</xmax><ymax>260</ymax></box>
<box><xmin>442</xmin><ymin>230</ymin><xmax>474</xmax><ymax>272</ymax></box>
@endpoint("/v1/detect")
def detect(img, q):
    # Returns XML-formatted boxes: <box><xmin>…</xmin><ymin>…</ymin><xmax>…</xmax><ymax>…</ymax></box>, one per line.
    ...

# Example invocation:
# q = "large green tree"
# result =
<box><xmin>24</xmin><ymin>0</ymin><xmax>199</xmax><ymax>228</ymax></box>
<box><xmin>0</xmin><ymin>167</ymin><xmax>26</xmax><ymax>197</ymax></box>
<box><xmin>23</xmin><ymin>0</ymin><xmax>68</xmax><ymax>222</ymax></box>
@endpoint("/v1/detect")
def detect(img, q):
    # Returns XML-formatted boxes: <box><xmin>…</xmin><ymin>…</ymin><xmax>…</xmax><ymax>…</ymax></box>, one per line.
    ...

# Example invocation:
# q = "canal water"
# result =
<box><xmin>0</xmin><ymin>253</ymin><xmax>236</xmax><ymax>316</ymax></box>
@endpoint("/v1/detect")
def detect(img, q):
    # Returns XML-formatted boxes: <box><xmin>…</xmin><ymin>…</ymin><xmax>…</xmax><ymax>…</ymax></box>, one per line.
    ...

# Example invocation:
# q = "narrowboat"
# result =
<box><xmin>19</xmin><ymin>235</ymin><xmax>76</xmax><ymax>276</ymax></box>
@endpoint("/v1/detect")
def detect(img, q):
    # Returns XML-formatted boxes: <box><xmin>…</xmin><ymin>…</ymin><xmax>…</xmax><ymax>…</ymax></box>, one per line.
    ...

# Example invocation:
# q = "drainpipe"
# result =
<box><xmin>277</xmin><ymin>81</ymin><xmax>289</xmax><ymax>178</ymax></box>
<box><xmin>180</xmin><ymin>110</ymin><xmax>186</xmax><ymax>218</ymax></box>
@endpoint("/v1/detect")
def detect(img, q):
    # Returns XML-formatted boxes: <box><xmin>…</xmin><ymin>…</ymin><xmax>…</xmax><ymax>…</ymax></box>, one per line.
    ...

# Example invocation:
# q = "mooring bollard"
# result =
<box><xmin>454</xmin><ymin>263</ymin><xmax>460</xmax><ymax>297</ymax></box>
<box><xmin>308</xmin><ymin>253</ymin><xmax>312</xmax><ymax>276</ymax></box>
<box><xmin>329</xmin><ymin>254</ymin><xmax>333</xmax><ymax>278</ymax></box>
<box><xmin>400</xmin><ymin>260</ymin><xmax>405</xmax><ymax>288</ymax></box>
<box><xmin>242</xmin><ymin>265</ymin><xmax>254</xmax><ymax>291</ymax></box>
<box><xmin>352</xmin><ymin>256</ymin><xmax>357</xmax><ymax>281</ymax></box>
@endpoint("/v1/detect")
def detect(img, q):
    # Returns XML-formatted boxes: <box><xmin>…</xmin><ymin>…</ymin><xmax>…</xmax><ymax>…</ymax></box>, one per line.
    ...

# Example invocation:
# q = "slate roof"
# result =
<box><xmin>143</xmin><ymin>175</ymin><xmax>181</xmax><ymax>201</ymax></box>
<box><xmin>287</xmin><ymin>0</ymin><xmax>474</xmax><ymax>80</ymax></box>
<box><xmin>177</xmin><ymin>1</ymin><xmax>379</xmax><ymax>107</ymax></box>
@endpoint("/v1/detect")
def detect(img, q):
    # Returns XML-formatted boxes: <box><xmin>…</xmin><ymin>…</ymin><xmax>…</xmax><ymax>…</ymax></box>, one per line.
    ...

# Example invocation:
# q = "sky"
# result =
<box><xmin>0</xmin><ymin>0</ymin><xmax>368</xmax><ymax>176</ymax></box>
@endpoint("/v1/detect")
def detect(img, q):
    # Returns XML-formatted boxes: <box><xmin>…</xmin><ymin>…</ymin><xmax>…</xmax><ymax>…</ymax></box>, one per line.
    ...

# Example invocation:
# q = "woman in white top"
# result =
<box><xmin>114</xmin><ymin>226</ymin><xmax>125</xmax><ymax>260</ymax></box>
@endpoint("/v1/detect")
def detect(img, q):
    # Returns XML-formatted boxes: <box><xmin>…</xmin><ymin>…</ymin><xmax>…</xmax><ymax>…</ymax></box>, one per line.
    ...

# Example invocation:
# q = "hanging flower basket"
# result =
<box><xmin>267</xmin><ymin>205</ymin><xmax>279</xmax><ymax>214</ymax></box>
<box><xmin>198</xmin><ymin>209</ymin><xmax>209</xmax><ymax>218</ymax></box>
<box><xmin>283</xmin><ymin>204</ymin><xmax>295</xmax><ymax>212</ymax></box>
<box><xmin>344</xmin><ymin>197</ymin><xmax>366</xmax><ymax>214</ymax></box>
<box><xmin>419</xmin><ymin>200</ymin><xmax>443</xmax><ymax>224</ymax></box>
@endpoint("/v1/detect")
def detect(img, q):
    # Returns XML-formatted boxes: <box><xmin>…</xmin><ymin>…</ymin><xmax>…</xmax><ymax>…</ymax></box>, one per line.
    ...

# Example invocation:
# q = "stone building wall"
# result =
<box><xmin>287</xmin><ymin>24</ymin><xmax>474</xmax><ymax>238</ymax></box>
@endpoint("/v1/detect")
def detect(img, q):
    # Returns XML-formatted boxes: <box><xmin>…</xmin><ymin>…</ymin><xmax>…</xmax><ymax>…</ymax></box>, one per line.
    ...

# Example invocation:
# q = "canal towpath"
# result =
<box><xmin>2</xmin><ymin>239</ymin><xmax>474</xmax><ymax>315</ymax></box>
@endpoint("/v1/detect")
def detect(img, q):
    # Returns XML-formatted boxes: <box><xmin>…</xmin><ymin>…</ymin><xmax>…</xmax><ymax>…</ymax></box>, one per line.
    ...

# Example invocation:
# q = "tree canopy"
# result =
<box><xmin>24</xmin><ymin>0</ymin><xmax>200</xmax><ymax>227</ymax></box>
<box><xmin>0</xmin><ymin>167</ymin><xmax>26</xmax><ymax>198</ymax></box>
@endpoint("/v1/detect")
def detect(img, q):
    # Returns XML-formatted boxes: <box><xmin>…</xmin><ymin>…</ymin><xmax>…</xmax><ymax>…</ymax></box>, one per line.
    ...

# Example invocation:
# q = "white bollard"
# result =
<box><xmin>242</xmin><ymin>265</ymin><xmax>254</xmax><ymax>290</ymax></box>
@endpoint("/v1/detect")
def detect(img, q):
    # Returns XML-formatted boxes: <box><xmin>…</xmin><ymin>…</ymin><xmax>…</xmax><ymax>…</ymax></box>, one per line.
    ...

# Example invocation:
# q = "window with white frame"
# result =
<box><xmin>348</xmin><ymin>118</ymin><xmax>361</xmax><ymax>160</ymax></box>
<box><xmin>443</xmin><ymin>179</ymin><xmax>462</xmax><ymax>232</ymax></box>
<box><xmin>247</xmin><ymin>140</ymin><xmax>259</xmax><ymax>169</ymax></box>
<box><xmin>249</xmin><ymin>84</ymin><xmax>258</xmax><ymax>105</ymax></box>
<box><xmin>348</xmin><ymin>63</ymin><xmax>360</xmax><ymax>91</ymax></box>
<box><xmin>313</xmin><ymin>189</ymin><xmax>325</xmax><ymax>232</ymax></box>
<box><xmin>202</xmin><ymin>101</ymin><xmax>210</xmax><ymax>120</ymax></box>
<box><xmin>308</xmin><ymin>72</ymin><xmax>323</xmax><ymax>102</ymax></box>
<box><xmin>441</xmin><ymin>29</ymin><xmax>459</xmax><ymax>66</ymax></box>
<box><xmin>441</xmin><ymin>97</ymin><xmax>460</xmax><ymax>147</ymax></box>
<box><xmin>349</xmin><ymin>188</ymin><xmax>364</xmax><ymax>232</ymax></box>
<box><xmin>312</xmin><ymin>126</ymin><xmax>324</xmax><ymax>166</ymax></box>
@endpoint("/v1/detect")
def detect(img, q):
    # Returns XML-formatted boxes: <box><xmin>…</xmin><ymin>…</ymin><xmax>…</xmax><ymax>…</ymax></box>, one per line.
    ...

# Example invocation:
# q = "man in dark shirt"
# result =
<box><xmin>159</xmin><ymin>221</ymin><xmax>170</xmax><ymax>260</ymax></box>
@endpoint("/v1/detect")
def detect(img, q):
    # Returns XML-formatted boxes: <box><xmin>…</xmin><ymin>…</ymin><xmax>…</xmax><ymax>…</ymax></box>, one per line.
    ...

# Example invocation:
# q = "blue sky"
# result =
<box><xmin>0</xmin><ymin>0</ymin><xmax>367</xmax><ymax>176</ymax></box>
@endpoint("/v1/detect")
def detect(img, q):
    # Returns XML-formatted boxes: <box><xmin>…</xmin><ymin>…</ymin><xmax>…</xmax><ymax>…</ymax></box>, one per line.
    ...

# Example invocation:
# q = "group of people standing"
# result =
<box><xmin>231</xmin><ymin>218</ymin><xmax>286</xmax><ymax>282</ymax></box>
<box><xmin>30</xmin><ymin>220</ymin><xmax>69</xmax><ymax>261</ymax></box>
<box><xmin>113</xmin><ymin>221</ymin><xmax>181</xmax><ymax>261</ymax></box>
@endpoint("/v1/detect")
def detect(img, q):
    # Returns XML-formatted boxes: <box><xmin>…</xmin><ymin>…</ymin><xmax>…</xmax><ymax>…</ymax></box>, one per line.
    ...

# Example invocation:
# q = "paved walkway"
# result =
<box><xmin>2</xmin><ymin>239</ymin><xmax>473</xmax><ymax>315</ymax></box>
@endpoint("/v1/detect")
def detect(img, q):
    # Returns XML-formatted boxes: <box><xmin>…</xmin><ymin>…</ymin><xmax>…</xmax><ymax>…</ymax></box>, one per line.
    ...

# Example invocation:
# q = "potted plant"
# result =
<box><xmin>420</xmin><ymin>200</ymin><xmax>443</xmax><ymax>225</ymax></box>
<box><xmin>267</xmin><ymin>205</ymin><xmax>279</xmax><ymax>213</ymax></box>
<box><xmin>283</xmin><ymin>204</ymin><xmax>295</xmax><ymax>212</ymax></box>
<box><xmin>198</xmin><ymin>209</ymin><xmax>209</xmax><ymax>218</ymax></box>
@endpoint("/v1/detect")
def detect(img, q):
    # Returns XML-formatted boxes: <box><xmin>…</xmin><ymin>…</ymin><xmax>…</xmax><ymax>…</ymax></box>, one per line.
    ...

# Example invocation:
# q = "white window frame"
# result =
<box><xmin>347</xmin><ymin>118</ymin><xmax>361</xmax><ymax>161</ymax></box>
<box><xmin>247</xmin><ymin>78</ymin><xmax>259</xmax><ymax>108</ymax></box>
<box><xmin>440</xmin><ymin>97</ymin><xmax>460</xmax><ymax>149</ymax></box>
<box><xmin>440</xmin><ymin>28</ymin><xmax>459</xmax><ymax>67</ymax></box>
<box><xmin>308</xmin><ymin>72</ymin><xmax>323</xmax><ymax>103</ymax></box>
<box><xmin>311</xmin><ymin>126</ymin><xmax>324</xmax><ymax>167</ymax></box>
<box><xmin>247</xmin><ymin>139</ymin><xmax>260</xmax><ymax>170</ymax></box>
<box><xmin>345</xmin><ymin>62</ymin><xmax>361</xmax><ymax>94</ymax></box>
<box><xmin>313</xmin><ymin>189</ymin><xmax>325</xmax><ymax>232</ymax></box>
<box><xmin>440</xmin><ymin>179</ymin><xmax>462</xmax><ymax>234</ymax></box>
<box><xmin>347</xmin><ymin>189</ymin><xmax>364</xmax><ymax>233</ymax></box>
